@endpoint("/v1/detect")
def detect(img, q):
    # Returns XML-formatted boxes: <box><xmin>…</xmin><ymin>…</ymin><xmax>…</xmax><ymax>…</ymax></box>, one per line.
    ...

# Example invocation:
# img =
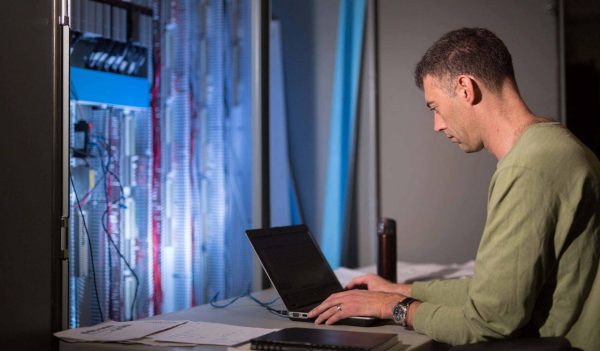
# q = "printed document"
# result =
<box><xmin>149</xmin><ymin>321</ymin><xmax>277</xmax><ymax>346</ymax></box>
<box><xmin>54</xmin><ymin>320</ymin><xmax>186</xmax><ymax>342</ymax></box>
<box><xmin>56</xmin><ymin>320</ymin><xmax>277</xmax><ymax>346</ymax></box>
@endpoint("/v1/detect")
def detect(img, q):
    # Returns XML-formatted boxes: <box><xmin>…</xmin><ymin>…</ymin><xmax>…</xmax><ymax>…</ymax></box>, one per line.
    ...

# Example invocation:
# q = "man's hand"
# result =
<box><xmin>347</xmin><ymin>274</ymin><xmax>413</xmax><ymax>296</ymax></box>
<box><xmin>307</xmin><ymin>290</ymin><xmax>403</xmax><ymax>325</ymax></box>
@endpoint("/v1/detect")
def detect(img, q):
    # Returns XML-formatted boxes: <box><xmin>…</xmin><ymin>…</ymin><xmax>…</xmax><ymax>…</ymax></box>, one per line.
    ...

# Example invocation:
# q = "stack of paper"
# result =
<box><xmin>55</xmin><ymin>320</ymin><xmax>278</xmax><ymax>347</ymax></box>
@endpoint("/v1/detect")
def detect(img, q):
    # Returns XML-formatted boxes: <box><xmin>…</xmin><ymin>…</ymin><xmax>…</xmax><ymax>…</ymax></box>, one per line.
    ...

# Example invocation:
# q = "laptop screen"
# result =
<box><xmin>246</xmin><ymin>225</ymin><xmax>343</xmax><ymax>310</ymax></box>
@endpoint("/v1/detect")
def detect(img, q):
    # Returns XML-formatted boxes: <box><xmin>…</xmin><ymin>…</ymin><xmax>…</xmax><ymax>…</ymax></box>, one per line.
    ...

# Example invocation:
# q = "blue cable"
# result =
<box><xmin>209</xmin><ymin>286</ymin><xmax>286</xmax><ymax>318</ymax></box>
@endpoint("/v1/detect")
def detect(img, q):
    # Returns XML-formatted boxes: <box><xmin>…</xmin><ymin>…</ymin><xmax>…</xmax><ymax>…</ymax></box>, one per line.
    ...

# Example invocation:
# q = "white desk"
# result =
<box><xmin>59</xmin><ymin>289</ymin><xmax>446</xmax><ymax>351</ymax></box>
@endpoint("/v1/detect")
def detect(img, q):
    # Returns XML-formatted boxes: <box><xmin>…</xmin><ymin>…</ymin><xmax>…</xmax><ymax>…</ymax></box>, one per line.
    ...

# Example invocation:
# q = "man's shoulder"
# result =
<box><xmin>502</xmin><ymin>122</ymin><xmax>598</xmax><ymax>172</ymax></box>
<box><xmin>497</xmin><ymin>121</ymin><xmax>600</xmax><ymax>198</ymax></box>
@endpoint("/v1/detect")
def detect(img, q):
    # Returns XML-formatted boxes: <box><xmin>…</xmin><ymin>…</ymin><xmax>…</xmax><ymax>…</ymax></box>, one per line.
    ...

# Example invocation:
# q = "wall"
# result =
<box><xmin>378</xmin><ymin>0</ymin><xmax>560</xmax><ymax>264</ymax></box>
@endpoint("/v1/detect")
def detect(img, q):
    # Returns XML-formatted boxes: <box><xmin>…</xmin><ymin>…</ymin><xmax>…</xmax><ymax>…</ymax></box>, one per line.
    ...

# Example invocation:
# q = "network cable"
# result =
<box><xmin>95</xmin><ymin>138</ymin><xmax>140</xmax><ymax>321</ymax></box>
<box><xmin>209</xmin><ymin>287</ymin><xmax>288</xmax><ymax>318</ymax></box>
<box><xmin>70</xmin><ymin>176</ymin><xmax>104</xmax><ymax>322</ymax></box>
<box><xmin>70</xmin><ymin>101</ymin><xmax>141</xmax><ymax>321</ymax></box>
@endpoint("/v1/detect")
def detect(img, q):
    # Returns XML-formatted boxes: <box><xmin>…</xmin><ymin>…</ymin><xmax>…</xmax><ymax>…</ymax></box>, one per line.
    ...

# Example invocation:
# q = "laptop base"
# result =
<box><xmin>288</xmin><ymin>313</ymin><xmax>378</xmax><ymax>327</ymax></box>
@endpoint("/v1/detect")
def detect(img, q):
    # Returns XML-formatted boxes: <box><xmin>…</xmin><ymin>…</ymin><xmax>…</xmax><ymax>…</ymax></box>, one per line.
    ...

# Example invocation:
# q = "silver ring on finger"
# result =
<box><xmin>336</xmin><ymin>304</ymin><xmax>342</xmax><ymax>312</ymax></box>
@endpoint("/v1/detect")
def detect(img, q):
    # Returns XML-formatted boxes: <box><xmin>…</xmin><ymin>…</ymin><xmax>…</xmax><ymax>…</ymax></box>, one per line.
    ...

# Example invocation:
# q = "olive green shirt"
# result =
<box><xmin>411</xmin><ymin>122</ymin><xmax>600</xmax><ymax>351</ymax></box>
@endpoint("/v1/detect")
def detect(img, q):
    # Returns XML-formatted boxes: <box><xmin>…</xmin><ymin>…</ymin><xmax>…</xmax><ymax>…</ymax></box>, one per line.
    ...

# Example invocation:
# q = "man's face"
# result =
<box><xmin>422</xmin><ymin>75</ymin><xmax>483</xmax><ymax>153</ymax></box>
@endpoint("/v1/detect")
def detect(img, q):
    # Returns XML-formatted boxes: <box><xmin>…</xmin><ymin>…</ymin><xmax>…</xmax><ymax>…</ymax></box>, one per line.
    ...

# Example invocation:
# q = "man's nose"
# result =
<box><xmin>434</xmin><ymin>113</ymin><xmax>446</xmax><ymax>132</ymax></box>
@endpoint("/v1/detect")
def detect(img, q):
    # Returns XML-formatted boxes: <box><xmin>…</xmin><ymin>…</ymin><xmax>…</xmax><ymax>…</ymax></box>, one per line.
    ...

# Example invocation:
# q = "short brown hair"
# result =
<box><xmin>414</xmin><ymin>28</ymin><xmax>515</xmax><ymax>93</ymax></box>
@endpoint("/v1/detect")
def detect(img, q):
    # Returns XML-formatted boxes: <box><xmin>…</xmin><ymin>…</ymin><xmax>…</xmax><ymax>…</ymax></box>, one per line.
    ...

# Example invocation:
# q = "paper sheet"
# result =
<box><xmin>54</xmin><ymin>320</ymin><xmax>186</xmax><ymax>342</ymax></box>
<box><xmin>149</xmin><ymin>321</ymin><xmax>278</xmax><ymax>346</ymax></box>
<box><xmin>335</xmin><ymin>260</ymin><xmax>474</xmax><ymax>286</ymax></box>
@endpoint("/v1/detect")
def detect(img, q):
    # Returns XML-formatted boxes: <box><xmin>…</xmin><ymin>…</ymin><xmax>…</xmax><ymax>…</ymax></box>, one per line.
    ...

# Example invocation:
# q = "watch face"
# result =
<box><xmin>392</xmin><ymin>302</ymin><xmax>404</xmax><ymax>322</ymax></box>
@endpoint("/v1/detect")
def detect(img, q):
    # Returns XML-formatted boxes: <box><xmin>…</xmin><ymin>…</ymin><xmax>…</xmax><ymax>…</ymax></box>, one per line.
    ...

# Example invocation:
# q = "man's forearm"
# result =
<box><xmin>411</xmin><ymin>278</ymin><xmax>471</xmax><ymax>306</ymax></box>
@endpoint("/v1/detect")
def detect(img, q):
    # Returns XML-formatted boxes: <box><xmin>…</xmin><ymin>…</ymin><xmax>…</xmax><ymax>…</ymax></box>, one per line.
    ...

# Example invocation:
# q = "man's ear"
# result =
<box><xmin>456</xmin><ymin>75</ymin><xmax>482</xmax><ymax>105</ymax></box>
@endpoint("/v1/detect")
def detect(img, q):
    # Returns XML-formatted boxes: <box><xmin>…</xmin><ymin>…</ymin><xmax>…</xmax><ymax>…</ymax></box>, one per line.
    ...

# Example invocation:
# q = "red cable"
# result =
<box><xmin>190</xmin><ymin>90</ymin><xmax>197</xmax><ymax>307</ymax></box>
<box><xmin>151</xmin><ymin>10</ymin><xmax>163</xmax><ymax>316</ymax></box>
<box><xmin>107</xmin><ymin>113</ymin><xmax>115</xmax><ymax>320</ymax></box>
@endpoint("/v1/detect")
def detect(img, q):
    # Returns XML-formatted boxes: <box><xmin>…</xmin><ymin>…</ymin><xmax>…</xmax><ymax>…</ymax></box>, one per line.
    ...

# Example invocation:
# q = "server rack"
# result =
<box><xmin>68</xmin><ymin>0</ymin><xmax>154</xmax><ymax>326</ymax></box>
<box><xmin>67</xmin><ymin>0</ymin><xmax>258</xmax><ymax>328</ymax></box>
<box><xmin>0</xmin><ymin>1</ymin><xmax>265</xmax><ymax>349</ymax></box>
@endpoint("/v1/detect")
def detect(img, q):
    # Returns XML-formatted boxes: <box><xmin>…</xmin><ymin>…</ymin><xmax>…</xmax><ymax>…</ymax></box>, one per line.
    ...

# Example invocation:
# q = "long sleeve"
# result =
<box><xmin>411</xmin><ymin>278</ymin><xmax>471</xmax><ymax>306</ymax></box>
<box><xmin>412</xmin><ymin>165</ymin><xmax>560</xmax><ymax>345</ymax></box>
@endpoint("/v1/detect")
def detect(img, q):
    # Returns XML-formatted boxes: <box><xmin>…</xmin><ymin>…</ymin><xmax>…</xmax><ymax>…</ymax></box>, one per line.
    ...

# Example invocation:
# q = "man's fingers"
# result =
<box><xmin>308</xmin><ymin>296</ymin><xmax>341</xmax><ymax>318</ymax></box>
<box><xmin>315</xmin><ymin>305</ymin><xmax>342</xmax><ymax>325</ymax></box>
<box><xmin>324</xmin><ymin>310</ymin><xmax>345</xmax><ymax>325</ymax></box>
<box><xmin>347</xmin><ymin>274</ymin><xmax>374</xmax><ymax>288</ymax></box>
<box><xmin>347</xmin><ymin>278</ymin><xmax>364</xmax><ymax>288</ymax></box>
<box><xmin>310</xmin><ymin>291</ymin><xmax>395</xmax><ymax>324</ymax></box>
<box><xmin>307</xmin><ymin>304</ymin><xmax>326</xmax><ymax>318</ymax></box>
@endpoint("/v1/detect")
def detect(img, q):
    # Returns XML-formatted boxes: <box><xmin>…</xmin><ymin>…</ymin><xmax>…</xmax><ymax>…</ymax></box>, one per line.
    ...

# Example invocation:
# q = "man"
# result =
<box><xmin>308</xmin><ymin>28</ymin><xmax>600</xmax><ymax>350</ymax></box>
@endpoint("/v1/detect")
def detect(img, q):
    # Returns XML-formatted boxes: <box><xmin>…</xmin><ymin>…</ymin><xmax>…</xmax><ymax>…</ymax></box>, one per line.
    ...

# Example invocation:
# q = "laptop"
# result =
<box><xmin>245</xmin><ymin>225</ymin><xmax>377</xmax><ymax>327</ymax></box>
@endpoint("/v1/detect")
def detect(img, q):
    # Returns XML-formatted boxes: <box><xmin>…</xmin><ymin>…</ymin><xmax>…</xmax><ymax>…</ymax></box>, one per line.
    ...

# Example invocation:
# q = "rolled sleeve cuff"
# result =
<box><xmin>412</xmin><ymin>301</ymin><xmax>439</xmax><ymax>335</ymax></box>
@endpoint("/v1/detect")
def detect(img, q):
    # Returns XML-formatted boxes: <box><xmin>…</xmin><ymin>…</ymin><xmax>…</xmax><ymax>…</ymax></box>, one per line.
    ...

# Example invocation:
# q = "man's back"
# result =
<box><xmin>411</xmin><ymin>122</ymin><xmax>600</xmax><ymax>350</ymax></box>
<box><xmin>497</xmin><ymin>121</ymin><xmax>600</xmax><ymax>350</ymax></box>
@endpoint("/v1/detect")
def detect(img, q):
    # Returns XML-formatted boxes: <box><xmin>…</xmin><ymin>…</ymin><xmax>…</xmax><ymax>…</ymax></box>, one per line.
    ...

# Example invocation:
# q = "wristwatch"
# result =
<box><xmin>392</xmin><ymin>297</ymin><xmax>416</xmax><ymax>328</ymax></box>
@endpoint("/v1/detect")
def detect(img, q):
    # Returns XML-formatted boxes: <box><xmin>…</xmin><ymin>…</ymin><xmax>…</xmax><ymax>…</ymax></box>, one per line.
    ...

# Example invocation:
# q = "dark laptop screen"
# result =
<box><xmin>246</xmin><ymin>225</ymin><xmax>343</xmax><ymax>309</ymax></box>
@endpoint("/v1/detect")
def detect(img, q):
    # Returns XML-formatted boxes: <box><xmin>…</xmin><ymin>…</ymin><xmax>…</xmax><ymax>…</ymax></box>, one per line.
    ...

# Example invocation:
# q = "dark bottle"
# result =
<box><xmin>377</xmin><ymin>218</ymin><xmax>397</xmax><ymax>282</ymax></box>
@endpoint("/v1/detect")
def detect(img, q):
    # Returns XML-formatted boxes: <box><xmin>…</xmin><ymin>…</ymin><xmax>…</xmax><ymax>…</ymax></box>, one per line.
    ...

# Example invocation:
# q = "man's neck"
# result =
<box><xmin>479</xmin><ymin>83</ymin><xmax>544</xmax><ymax>160</ymax></box>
